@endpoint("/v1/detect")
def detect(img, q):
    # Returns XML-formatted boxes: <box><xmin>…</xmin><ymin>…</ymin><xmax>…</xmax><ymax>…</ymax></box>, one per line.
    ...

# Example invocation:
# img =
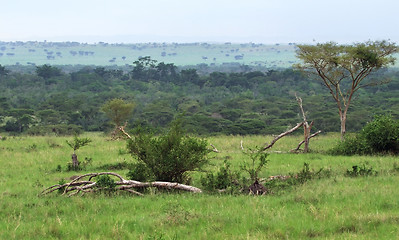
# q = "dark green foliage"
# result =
<box><xmin>264</xmin><ymin>163</ymin><xmax>331</xmax><ymax>194</ymax></box>
<box><xmin>95</xmin><ymin>175</ymin><xmax>116</xmax><ymax>192</ymax></box>
<box><xmin>55</xmin><ymin>164</ymin><xmax>62</xmax><ymax>172</ymax></box>
<box><xmin>361</xmin><ymin>115</ymin><xmax>399</xmax><ymax>153</ymax></box>
<box><xmin>0</xmin><ymin>64</ymin><xmax>9</xmax><ymax>76</ymax></box>
<box><xmin>26</xmin><ymin>124</ymin><xmax>83</xmax><ymax>136</ymax></box>
<box><xmin>57</xmin><ymin>179</ymin><xmax>66</xmax><ymax>194</ymax></box>
<box><xmin>66</xmin><ymin>135</ymin><xmax>92</xmax><ymax>152</ymax></box>
<box><xmin>36</xmin><ymin>64</ymin><xmax>62</xmax><ymax>79</ymax></box>
<box><xmin>346</xmin><ymin>163</ymin><xmax>378</xmax><ymax>177</ymax></box>
<box><xmin>330</xmin><ymin>115</ymin><xmax>399</xmax><ymax>155</ymax></box>
<box><xmin>97</xmin><ymin>161</ymin><xmax>135</xmax><ymax>171</ymax></box>
<box><xmin>329</xmin><ymin>135</ymin><xmax>371</xmax><ymax>156</ymax></box>
<box><xmin>127</xmin><ymin>162</ymin><xmax>154</xmax><ymax>182</ymax></box>
<box><xmin>1</xmin><ymin>61</ymin><xmax>399</xmax><ymax>136</ymax></box>
<box><xmin>25</xmin><ymin>143</ymin><xmax>38</xmax><ymax>152</ymax></box>
<box><xmin>201</xmin><ymin>150</ymin><xmax>269</xmax><ymax>194</ymax></box>
<box><xmin>200</xmin><ymin>159</ymin><xmax>241</xmax><ymax>192</ymax></box>
<box><xmin>127</xmin><ymin>119</ymin><xmax>209</xmax><ymax>183</ymax></box>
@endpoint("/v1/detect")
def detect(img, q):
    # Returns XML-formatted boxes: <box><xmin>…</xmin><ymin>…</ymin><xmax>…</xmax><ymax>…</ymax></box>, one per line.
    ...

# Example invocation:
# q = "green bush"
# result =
<box><xmin>329</xmin><ymin>135</ymin><xmax>371</xmax><ymax>155</ymax></box>
<box><xmin>346</xmin><ymin>163</ymin><xmax>377</xmax><ymax>177</ymax></box>
<box><xmin>361</xmin><ymin>115</ymin><xmax>399</xmax><ymax>153</ymax></box>
<box><xmin>127</xmin><ymin>119</ymin><xmax>209</xmax><ymax>184</ymax></box>
<box><xmin>26</xmin><ymin>124</ymin><xmax>83</xmax><ymax>136</ymax></box>
<box><xmin>127</xmin><ymin>162</ymin><xmax>154</xmax><ymax>182</ymax></box>
<box><xmin>330</xmin><ymin>115</ymin><xmax>399</xmax><ymax>155</ymax></box>
<box><xmin>200</xmin><ymin>159</ymin><xmax>241</xmax><ymax>192</ymax></box>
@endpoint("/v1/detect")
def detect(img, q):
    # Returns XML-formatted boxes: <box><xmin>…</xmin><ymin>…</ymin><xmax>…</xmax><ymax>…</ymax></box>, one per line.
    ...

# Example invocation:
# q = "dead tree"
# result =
<box><xmin>262</xmin><ymin>95</ymin><xmax>322</xmax><ymax>153</ymax></box>
<box><xmin>40</xmin><ymin>172</ymin><xmax>202</xmax><ymax>197</ymax></box>
<box><xmin>262</xmin><ymin>122</ymin><xmax>304</xmax><ymax>151</ymax></box>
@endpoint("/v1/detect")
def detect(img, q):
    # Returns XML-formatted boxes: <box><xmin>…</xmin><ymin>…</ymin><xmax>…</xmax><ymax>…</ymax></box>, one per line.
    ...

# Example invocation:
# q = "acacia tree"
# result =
<box><xmin>295</xmin><ymin>40</ymin><xmax>398</xmax><ymax>140</ymax></box>
<box><xmin>101</xmin><ymin>98</ymin><xmax>135</xmax><ymax>138</ymax></box>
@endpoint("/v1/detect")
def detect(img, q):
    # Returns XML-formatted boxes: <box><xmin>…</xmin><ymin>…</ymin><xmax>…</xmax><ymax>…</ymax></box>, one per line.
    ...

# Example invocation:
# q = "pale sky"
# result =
<box><xmin>1</xmin><ymin>0</ymin><xmax>398</xmax><ymax>44</ymax></box>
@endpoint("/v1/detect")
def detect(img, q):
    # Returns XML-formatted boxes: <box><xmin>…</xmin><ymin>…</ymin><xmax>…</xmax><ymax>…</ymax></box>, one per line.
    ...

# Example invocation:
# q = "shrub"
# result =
<box><xmin>26</xmin><ymin>124</ymin><xmax>83</xmax><ymax>136</ymax></box>
<box><xmin>329</xmin><ymin>135</ymin><xmax>371</xmax><ymax>155</ymax></box>
<box><xmin>127</xmin><ymin>162</ymin><xmax>154</xmax><ymax>182</ymax></box>
<box><xmin>330</xmin><ymin>115</ymin><xmax>399</xmax><ymax>155</ymax></box>
<box><xmin>361</xmin><ymin>115</ymin><xmax>399</xmax><ymax>154</ymax></box>
<box><xmin>346</xmin><ymin>163</ymin><xmax>377</xmax><ymax>177</ymax></box>
<box><xmin>95</xmin><ymin>175</ymin><xmax>116</xmax><ymax>194</ymax></box>
<box><xmin>264</xmin><ymin>163</ymin><xmax>331</xmax><ymax>193</ymax></box>
<box><xmin>240</xmin><ymin>149</ymin><xmax>269</xmax><ymax>182</ymax></box>
<box><xmin>200</xmin><ymin>159</ymin><xmax>241</xmax><ymax>192</ymax></box>
<box><xmin>127</xmin><ymin>119</ymin><xmax>209</xmax><ymax>184</ymax></box>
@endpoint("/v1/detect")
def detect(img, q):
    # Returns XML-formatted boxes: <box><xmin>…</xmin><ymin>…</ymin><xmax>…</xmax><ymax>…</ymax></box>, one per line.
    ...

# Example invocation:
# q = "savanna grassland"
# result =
<box><xmin>1</xmin><ymin>133</ymin><xmax>399</xmax><ymax>239</ymax></box>
<box><xmin>0</xmin><ymin>42</ymin><xmax>298</xmax><ymax>67</ymax></box>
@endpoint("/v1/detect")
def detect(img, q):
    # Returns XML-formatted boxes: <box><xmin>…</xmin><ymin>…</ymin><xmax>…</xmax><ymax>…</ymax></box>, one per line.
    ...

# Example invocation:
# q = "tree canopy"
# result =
<box><xmin>101</xmin><ymin>98</ymin><xmax>135</xmax><ymax>127</ymax></box>
<box><xmin>295</xmin><ymin>40</ymin><xmax>398</xmax><ymax>139</ymax></box>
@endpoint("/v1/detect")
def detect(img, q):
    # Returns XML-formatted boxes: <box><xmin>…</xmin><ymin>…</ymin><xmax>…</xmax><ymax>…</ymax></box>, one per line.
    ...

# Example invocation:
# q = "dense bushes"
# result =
<box><xmin>26</xmin><ymin>124</ymin><xmax>83</xmax><ymax>136</ymax></box>
<box><xmin>126</xmin><ymin>119</ymin><xmax>209</xmax><ymax>183</ymax></box>
<box><xmin>330</xmin><ymin>115</ymin><xmax>399</xmax><ymax>155</ymax></box>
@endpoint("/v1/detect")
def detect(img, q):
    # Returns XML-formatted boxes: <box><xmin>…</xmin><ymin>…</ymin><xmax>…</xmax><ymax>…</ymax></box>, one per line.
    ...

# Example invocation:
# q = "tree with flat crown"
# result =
<box><xmin>295</xmin><ymin>40</ymin><xmax>398</xmax><ymax>140</ymax></box>
<box><xmin>101</xmin><ymin>98</ymin><xmax>135</xmax><ymax>138</ymax></box>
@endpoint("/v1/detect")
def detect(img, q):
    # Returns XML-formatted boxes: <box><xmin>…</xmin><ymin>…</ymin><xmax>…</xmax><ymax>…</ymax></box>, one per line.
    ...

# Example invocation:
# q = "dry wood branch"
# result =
<box><xmin>41</xmin><ymin>172</ymin><xmax>202</xmax><ymax>197</ymax></box>
<box><xmin>118</xmin><ymin>125</ymin><xmax>132</xmax><ymax>140</ymax></box>
<box><xmin>40</xmin><ymin>181</ymin><xmax>94</xmax><ymax>196</ymax></box>
<box><xmin>210</xmin><ymin>143</ymin><xmax>219</xmax><ymax>153</ymax></box>
<box><xmin>262</xmin><ymin>122</ymin><xmax>304</xmax><ymax>151</ymax></box>
<box><xmin>291</xmin><ymin>130</ymin><xmax>322</xmax><ymax>152</ymax></box>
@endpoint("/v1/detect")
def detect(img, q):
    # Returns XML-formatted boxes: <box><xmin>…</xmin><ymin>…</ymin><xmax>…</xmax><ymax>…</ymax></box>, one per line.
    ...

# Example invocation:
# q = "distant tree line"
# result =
<box><xmin>0</xmin><ymin>60</ymin><xmax>398</xmax><ymax>136</ymax></box>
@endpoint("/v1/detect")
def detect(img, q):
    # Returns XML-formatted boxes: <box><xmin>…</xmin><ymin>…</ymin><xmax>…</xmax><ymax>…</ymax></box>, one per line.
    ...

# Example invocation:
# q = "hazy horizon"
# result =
<box><xmin>1</xmin><ymin>0</ymin><xmax>398</xmax><ymax>44</ymax></box>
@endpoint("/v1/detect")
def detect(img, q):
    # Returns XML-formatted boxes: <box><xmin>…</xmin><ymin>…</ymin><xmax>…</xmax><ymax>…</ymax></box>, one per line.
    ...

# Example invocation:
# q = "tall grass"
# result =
<box><xmin>1</xmin><ymin>133</ymin><xmax>398</xmax><ymax>239</ymax></box>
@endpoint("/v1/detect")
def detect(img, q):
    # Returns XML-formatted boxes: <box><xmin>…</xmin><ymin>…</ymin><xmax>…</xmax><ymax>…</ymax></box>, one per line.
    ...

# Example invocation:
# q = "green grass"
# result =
<box><xmin>1</xmin><ymin>133</ymin><xmax>399</xmax><ymax>239</ymax></box>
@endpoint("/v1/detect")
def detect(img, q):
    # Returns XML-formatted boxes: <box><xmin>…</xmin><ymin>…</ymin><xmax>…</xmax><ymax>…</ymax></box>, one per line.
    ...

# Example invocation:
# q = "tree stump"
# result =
<box><xmin>248</xmin><ymin>180</ymin><xmax>268</xmax><ymax>195</ymax></box>
<box><xmin>72</xmin><ymin>153</ymin><xmax>79</xmax><ymax>169</ymax></box>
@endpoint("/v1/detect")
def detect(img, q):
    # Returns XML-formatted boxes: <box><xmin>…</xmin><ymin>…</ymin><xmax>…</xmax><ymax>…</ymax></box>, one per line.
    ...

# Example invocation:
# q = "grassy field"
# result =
<box><xmin>0</xmin><ymin>42</ymin><xmax>298</xmax><ymax>67</ymax></box>
<box><xmin>1</xmin><ymin>133</ymin><xmax>399</xmax><ymax>239</ymax></box>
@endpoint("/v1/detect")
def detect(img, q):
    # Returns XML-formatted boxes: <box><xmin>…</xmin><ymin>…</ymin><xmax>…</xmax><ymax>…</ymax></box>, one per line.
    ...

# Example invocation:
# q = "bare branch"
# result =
<box><xmin>210</xmin><ymin>143</ymin><xmax>219</xmax><ymax>153</ymax></box>
<box><xmin>41</xmin><ymin>172</ymin><xmax>203</xmax><ymax>197</ymax></box>
<box><xmin>262</xmin><ymin>122</ymin><xmax>304</xmax><ymax>151</ymax></box>
<box><xmin>291</xmin><ymin>130</ymin><xmax>322</xmax><ymax>152</ymax></box>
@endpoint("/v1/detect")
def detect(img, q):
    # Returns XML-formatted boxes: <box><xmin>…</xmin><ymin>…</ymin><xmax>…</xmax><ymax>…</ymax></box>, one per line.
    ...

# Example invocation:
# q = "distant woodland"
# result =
<box><xmin>1</xmin><ymin>57</ymin><xmax>398</xmax><ymax>136</ymax></box>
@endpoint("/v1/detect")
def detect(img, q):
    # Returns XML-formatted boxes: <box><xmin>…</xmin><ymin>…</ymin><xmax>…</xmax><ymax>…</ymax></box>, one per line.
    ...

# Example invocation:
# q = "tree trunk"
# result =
<box><xmin>72</xmin><ymin>153</ymin><xmax>79</xmax><ymax>169</ymax></box>
<box><xmin>303</xmin><ymin>122</ymin><xmax>311</xmax><ymax>153</ymax></box>
<box><xmin>340</xmin><ymin>113</ymin><xmax>347</xmax><ymax>141</ymax></box>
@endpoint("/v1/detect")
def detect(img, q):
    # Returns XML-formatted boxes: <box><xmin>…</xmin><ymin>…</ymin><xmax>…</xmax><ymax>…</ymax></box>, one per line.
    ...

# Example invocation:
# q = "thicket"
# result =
<box><xmin>126</xmin><ymin>119</ymin><xmax>209</xmax><ymax>184</ymax></box>
<box><xmin>1</xmin><ymin>62</ymin><xmax>399</xmax><ymax>136</ymax></box>
<box><xmin>330</xmin><ymin>115</ymin><xmax>399</xmax><ymax>155</ymax></box>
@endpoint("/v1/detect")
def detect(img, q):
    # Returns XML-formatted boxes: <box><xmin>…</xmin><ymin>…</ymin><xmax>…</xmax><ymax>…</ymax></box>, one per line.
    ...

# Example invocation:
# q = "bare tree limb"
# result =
<box><xmin>262</xmin><ymin>122</ymin><xmax>304</xmax><ymax>151</ymax></box>
<box><xmin>118</xmin><ymin>125</ymin><xmax>132</xmax><ymax>140</ymax></box>
<box><xmin>291</xmin><ymin>130</ymin><xmax>322</xmax><ymax>152</ymax></box>
<box><xmin>210</xmin><ymin>143</ymin><xmax>219</xmax><ymax>153</ymax></box>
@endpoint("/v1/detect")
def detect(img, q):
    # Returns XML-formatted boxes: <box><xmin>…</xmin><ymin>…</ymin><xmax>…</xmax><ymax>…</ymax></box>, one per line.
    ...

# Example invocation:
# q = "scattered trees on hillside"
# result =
<box><xmin>295</xmin><ymin>40</ymin><xmax>398</xmax><ymax>140</ymax></box>
<box><xmin>0</xmin><ymin>64</ymin><xmax>9</xmax><ymax>76</ymax></box>
<box><xmin>36</xmin><ymin>64</ymin><xmax>62</xmax><ymax>79</ymax></box>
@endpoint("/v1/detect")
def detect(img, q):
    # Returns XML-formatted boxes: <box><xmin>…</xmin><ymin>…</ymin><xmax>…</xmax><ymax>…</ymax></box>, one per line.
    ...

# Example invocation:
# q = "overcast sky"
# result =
<box><xmin>1</xmin><ymin>0</ymin><xmax>398</xmax><ymax>44</ymax></box>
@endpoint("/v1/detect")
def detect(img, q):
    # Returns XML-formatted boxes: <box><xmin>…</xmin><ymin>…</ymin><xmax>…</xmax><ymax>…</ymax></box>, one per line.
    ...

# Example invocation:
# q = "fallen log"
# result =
<box><xmin>40</xmin><ymin>172</ymin><xmax>202</xmax><ymax>197</ymax></box>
